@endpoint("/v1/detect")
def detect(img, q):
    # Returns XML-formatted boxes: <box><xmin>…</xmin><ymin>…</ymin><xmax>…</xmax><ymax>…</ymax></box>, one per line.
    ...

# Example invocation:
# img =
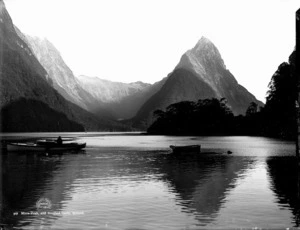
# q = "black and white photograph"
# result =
<box><xmin>0</xmin><ymin>0</ymin><xmax>300</xmax><ymax>229</ymax></box>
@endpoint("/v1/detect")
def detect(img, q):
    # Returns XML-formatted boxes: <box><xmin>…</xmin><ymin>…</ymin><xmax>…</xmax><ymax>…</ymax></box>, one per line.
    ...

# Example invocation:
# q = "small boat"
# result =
<box><xmin>7</xmin><ymin>140</ymin><xmax>86</xmax><ymax>152</ymax></box>
<box><xmin>170</xmin><ymin>145</ymin><xmax>201</xmax><ymax>154</ymax></box>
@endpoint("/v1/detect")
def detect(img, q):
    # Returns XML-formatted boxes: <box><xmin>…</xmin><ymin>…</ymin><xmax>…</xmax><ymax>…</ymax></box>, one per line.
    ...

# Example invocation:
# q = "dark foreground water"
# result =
<box><xmin>1</xmin><ymin>133</ymin><xmax>300</xmax><ymax>229</ymax></box>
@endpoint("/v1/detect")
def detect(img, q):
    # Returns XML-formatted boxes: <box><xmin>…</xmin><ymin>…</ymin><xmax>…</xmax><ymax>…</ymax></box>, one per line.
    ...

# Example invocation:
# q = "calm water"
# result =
<box><xmin>1</xmin><ymin>133</ymin><xmax>300</xmax><ymax>229</ymax></box>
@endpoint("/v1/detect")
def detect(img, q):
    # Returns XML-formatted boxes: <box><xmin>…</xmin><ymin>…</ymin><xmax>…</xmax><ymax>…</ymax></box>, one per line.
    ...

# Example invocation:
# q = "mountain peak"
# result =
<box><xmin>176</xmin><ymin>36</ymin><xmax>226</xmax><ymax>76</ymax></box>
<box><xmin>191</xmin><ymin>36</ymin><xmax>215</xmax><ymax>50</ymax></box>
<box><xmin>0</xmin><ymin>0</ymin><xmax>9</xmax><ymax>20</ymax></box>
<box><xmin>197</xmin><ymin>36</ymin><xmax>213</xmax><ymax>45</ymax></box>
<box><xmin>0</xmin><ymin>0</ymin><xmax>4</xmax><ymax>10</ymax></box>
<box><xmin>0</xmin><ymin>0</ymin><xmax>8</xmax><ymax>18</ymax></box>
<box><xmin>193</xmin><ymin>36</ymin><xmax>220</xmax><ymax>55</ymax></box>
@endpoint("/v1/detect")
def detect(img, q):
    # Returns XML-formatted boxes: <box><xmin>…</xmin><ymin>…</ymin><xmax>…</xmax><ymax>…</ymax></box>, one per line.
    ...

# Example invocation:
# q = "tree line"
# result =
<box><xmin>147</xmin><ymin>51</ymin><xmax>297</xmax><ymax>140</ymax></box>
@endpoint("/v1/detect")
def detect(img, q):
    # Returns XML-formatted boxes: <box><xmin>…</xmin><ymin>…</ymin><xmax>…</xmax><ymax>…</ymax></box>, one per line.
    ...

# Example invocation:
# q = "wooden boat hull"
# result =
<box><xmin>7</xmin><ymin>142</ymin><xmax>86</xmax><ymax>152</ymax></box>
<box><xmin>170</xmin><ymin>145</ymin><xmax>201</xmax><ymax>154</ymax></box>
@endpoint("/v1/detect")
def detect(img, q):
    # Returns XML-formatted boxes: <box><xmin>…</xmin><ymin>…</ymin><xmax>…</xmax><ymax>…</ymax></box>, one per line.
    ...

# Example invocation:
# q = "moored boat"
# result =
<box><xmin>7</xmin><ymin>141</ymin><xmax>86</xmax><ymax>152</ymax></box>
<box><xmin>170</xmin><ymin>145</ymin><xmax>201</xmax><ymax>154</ymax></box>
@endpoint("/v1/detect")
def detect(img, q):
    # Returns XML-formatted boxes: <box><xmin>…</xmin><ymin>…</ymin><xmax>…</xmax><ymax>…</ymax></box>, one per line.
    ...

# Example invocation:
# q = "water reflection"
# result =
<box><xmin>154</xmin><ymin>154</ymin><xmax>256</xmax><ymax>225</ymax></box>
<box><xmin>1</xmin><ymin>151</ymin><xmax>85</xmax><ymax>228</ymax></box>
<box><xmin>1</xmin><ymin>138</ymin><xmax>298</xmax><ymax>229</ymax></box>
<box><xmin>266</xmin><ymin>157</ymin><xmax>300</xmax><ymax>227</ymax></box>
<box><xmin>1</xmin><ymin>149</ymin><xmax>257</xmax><ymax>229</ymax></box>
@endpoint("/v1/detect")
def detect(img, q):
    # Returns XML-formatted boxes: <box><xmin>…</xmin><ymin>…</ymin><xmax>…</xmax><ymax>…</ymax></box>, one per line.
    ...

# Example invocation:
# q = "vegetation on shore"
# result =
<box><xmin>148</xmin><ymin>51</ymin><xmax>297</xmax><ymax>140</ymax></box>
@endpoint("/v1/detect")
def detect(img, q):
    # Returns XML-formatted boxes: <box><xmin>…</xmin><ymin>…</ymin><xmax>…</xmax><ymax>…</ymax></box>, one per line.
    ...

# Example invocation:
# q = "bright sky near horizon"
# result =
<box><xmin>4</xmin><ymin>0</ymin><xmax>299</xmax><ymax>102</ymax></box>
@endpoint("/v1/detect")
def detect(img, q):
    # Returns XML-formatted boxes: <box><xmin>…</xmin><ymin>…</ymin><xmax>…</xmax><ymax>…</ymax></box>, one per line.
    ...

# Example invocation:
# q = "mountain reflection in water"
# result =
<box><xmin>1</xmin><ymin>151</ymin><xmax>85</xmax><ymax>228</ymax></box>
<box><xmin>266</xmin><ymin>157</ymin><xmax>300</xmax><ymax>227</ymax></box>
<box><xmin>0</xmin><ymin>135</ymin><xmax>299</xmax><ymax>229</ymax></box>
<box><xmin>155</xmin><ymin>154</ymin><xmax>255</xmax><ymax>225</ymax></box>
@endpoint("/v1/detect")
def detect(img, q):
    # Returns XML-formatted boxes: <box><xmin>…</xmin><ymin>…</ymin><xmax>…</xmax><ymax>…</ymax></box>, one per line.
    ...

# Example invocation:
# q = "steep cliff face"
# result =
<box><xmin>132</xmin><ymin>37</ymin><xmax>263</xmax><ymax>128</ymax></box>
<box><xmin>0</xmin><ymin>0</ymin><xmax>125</xmax><ymax>131</ymax></box>
<box><xmin>176</xmin><ymin>37</ymin><xmax>262</xmax><ymax>115</ymax></box>
<box><xmin>0</xmin><ymin>1</ymin><xmax>48</xmax><ymax>108</ymax></box>
<box><xmin>20</xmin><ymin>35</ymin><xmax>100</xmax><ymax>112</ymax></box>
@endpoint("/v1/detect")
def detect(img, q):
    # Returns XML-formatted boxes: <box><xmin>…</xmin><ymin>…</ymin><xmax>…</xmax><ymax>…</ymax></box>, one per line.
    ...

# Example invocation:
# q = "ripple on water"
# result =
<box><xmin>2</xmin><ymin>135</ymin><xmax>299</xmax><ymax>229</ymax></box>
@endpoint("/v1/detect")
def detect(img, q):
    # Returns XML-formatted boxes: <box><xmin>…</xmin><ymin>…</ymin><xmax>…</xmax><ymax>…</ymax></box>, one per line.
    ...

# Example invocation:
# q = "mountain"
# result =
<box><xmin>19</xmin><ymin>35</ymin><xmax>100</xmax><ymax>112</ymax></box>
<box><xmin>0</xmin><ymin>0</ymin><xmax>126</xmax><ymax>132</ymax></box>
<box><xmin>77</xmin><ymin>75</ymin><xmax>150</xmax><ymax>103</ymax></box>
<box><xmin>132</xmin><ymin>37</ymin><xmax>263</xmax><ymax>128</ymax></box>
<box><xmin>106</xmin><ymin>77</ymin><xmax>167</xmax><ymax>120</ymax></box>
<box><xmin>77</xmin><ymin>75</ymin><xmax>159</xmax><ymax>120</ymax></box>
<box><xmin>176</xmin><ymin>37</ymin><xmax>262</xmax><ymax>114</ymax></box>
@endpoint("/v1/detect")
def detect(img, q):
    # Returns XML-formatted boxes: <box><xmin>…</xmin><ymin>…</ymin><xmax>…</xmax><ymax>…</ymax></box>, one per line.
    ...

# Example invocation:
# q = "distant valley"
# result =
<box><xmin>0</xmin><ymin>0</ymin><xmax>263</xmax><ymax>132</ymax></box>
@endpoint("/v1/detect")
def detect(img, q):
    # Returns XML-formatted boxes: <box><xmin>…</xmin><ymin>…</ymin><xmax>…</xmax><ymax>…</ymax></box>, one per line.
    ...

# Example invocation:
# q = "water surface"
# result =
<box><xmin>1</xmin><ymin>133</ymin><xmax>299</xmax><ymax>229</ymax></box>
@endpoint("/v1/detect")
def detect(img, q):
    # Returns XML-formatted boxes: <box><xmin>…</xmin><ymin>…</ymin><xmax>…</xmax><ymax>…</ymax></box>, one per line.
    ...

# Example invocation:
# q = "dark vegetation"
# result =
<box><xmin>148</xmin><ymin>98</ymin><xmax>234</xmax><ymax>135</ymax></box>
<box><xmin>148</xmin><ymin>51</ymin><xmax>297</xmax><ymax>140</ymax></box>
<box><xmin>0</xmin><ymin>98</ymin><xmax>85</xmax><ymax>132</ymax></box>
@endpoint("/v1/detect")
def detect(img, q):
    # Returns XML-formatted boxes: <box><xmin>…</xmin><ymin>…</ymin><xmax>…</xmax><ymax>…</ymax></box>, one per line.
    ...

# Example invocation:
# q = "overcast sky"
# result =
<box><xmin>4</xmin><ymin>0</ymin><xmax>299</xmax><ymax>102</ymax></box>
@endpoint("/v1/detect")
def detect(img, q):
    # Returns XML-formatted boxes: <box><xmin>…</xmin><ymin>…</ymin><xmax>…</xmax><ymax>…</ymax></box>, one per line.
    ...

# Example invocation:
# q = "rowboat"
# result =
<box><xmin>7</xmin><ymin>141</ymin><xmax>86</xmax><ymax>152</ymax></box>
<box><xmin>170</xmin><ymin>145</ymin><xmax>201</xmax><ymax>154</ymax></box>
